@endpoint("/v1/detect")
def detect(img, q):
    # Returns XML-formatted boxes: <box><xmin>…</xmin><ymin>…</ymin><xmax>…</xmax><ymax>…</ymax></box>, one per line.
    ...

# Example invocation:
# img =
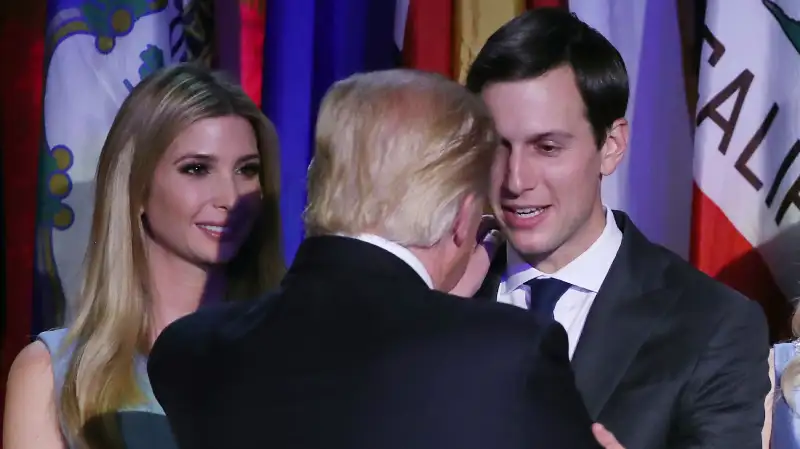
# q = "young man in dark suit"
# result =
<box><xmin>467</xmin><ymin>8</ymin><xmax>769</xmax><ymax>449</ymax></box>
<box><xmin>147</xmin><ymin>69</ymin><xmax>609</xmax><ymax>449</ymax></box>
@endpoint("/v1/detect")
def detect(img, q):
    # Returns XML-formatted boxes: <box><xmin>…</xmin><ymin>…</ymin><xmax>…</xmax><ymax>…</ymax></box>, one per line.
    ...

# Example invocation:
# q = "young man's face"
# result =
<box><xmin>481</xmin><ymin>65</ymin><xmax>626</xmax><ymax>271</ymax></box>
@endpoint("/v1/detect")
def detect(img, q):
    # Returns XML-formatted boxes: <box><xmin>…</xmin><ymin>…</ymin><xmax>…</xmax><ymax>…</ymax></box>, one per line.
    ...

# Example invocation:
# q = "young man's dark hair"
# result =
<box><xmin>466</xmin><ymin>8</ymin><xmax>629</xmax><ymax>148</ymax></box>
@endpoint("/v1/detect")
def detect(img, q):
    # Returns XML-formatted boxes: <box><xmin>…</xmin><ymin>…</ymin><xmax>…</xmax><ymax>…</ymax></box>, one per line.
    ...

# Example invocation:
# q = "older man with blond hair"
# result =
<box><xmin>148</xmin><ymin>69</ymin><xmax>605</xmax><ymax>449</ymax></box>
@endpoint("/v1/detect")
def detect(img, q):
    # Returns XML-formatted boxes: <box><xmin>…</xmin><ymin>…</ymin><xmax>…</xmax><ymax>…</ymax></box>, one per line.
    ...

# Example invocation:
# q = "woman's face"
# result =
<box><xmin>143</xmin><ymin>115</ymin><xmax>263</xmax><ymax>265</ymax></box>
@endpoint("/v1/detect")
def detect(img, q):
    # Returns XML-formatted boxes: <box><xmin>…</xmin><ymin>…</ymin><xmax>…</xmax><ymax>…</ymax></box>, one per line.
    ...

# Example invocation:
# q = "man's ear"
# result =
<box><xmin>452</xmin><ymin>193</ymin><xmax>479</xmax><ymax>248</ymax></box>
<box><xmin>600</xmin><ymin>118</ymin><xmax>629</xmax><ymax>176</ymax></box>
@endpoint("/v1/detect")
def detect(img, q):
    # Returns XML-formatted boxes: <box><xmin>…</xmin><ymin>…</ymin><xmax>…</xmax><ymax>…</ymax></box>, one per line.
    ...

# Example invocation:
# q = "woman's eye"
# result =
<box><xmin>179</xmin><ymin>164</ymin><xmax>210</xmax><ymax>175</ymax></box>
<box><xmin>237</xmin><ymin>163</ymin><xmax>261</xmax><ymax>177</ymax></box>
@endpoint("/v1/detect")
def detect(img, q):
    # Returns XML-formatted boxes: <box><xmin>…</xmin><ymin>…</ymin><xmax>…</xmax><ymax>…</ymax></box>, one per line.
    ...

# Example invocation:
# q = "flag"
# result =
<box><xmin>241</xmin><ymin>0</ymin><xmax>267</xmax><ymax>105</ymax></box>
<box><xmin>35</xmin><ymin>0</ymin><xmax>199</xmax><ymax>329</ymax></box>
<box><xmin>0</xmin><ymin>0</ymin><xmax>46</xmax><ymax>435</ymax></box>
<box><xmin>213</xmin><ymin>0</ymin><xmax>265</xmax><ymax>105</ymax></box>
<box><xmin>569</xmin><ymin>0</ymin><xmax>695</xmax><ymax>259</ymax></box>
<box><xmin>452</xmin><ymin>0</ymin><xmax>527</xmax><ymax>84</ymax></box>
<box><xmin>263</xmin><ymin>0</ymin><xmax>399</xmax><ymax>264</ymax></box>
<box><xmin>398</xmin><ymin>0</ymin><xmax>453</xmax><ymax>77</ymax></box>
<box><xmin>692</xmin><ymin>0</ymin><xmax>800</xmax><ymax>341</ymax></box>
<box><xmin>182</xmin><ymin>0</ymin><xmax>215</xmax><ymax>66</ymax></box>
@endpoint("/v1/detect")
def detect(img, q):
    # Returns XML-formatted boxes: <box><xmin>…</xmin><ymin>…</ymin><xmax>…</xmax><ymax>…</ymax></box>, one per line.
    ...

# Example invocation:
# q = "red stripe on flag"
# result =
<box><xmin>0</xmin><ymin>0</ymin><xmax>45</xmax><ymax>436</ymax></box>
<box><xmin>240</xmin><ymin>0</ymin><xmax>266</xmax><ymax>106</ymax></box>
<box><xmin>690</xmin><ymin>184</ymin><xmax>792</xmax><ymax>342</ymax></box>
<box><xmin>403</xmin><ymin>0</ymin><xmax>453</xmax><ymax>78</ymax></box>
<box><xmin>528</xmin><ymin>0</ymin><xmax>568</xmax><ymax>8</ymax></box>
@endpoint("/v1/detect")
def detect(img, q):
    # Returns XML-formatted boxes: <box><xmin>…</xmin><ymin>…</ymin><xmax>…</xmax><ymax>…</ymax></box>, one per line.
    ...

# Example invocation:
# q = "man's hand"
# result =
<box><xmin>449</xmin><ymin>216</ymin><xmax>503</xmax><ymax>297</ymax></box>
<box><xmin>593</xmin><ymin>424</ymin><xmax>625</xmax><ymax>449</ymax></box>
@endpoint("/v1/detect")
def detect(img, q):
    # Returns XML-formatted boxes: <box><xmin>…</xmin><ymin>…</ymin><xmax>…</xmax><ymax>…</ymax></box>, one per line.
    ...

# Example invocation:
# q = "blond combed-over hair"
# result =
<box><xmin>304</xmin><ymin>69</ymin><xmax>497</xmax><ymax>246</ymax></box>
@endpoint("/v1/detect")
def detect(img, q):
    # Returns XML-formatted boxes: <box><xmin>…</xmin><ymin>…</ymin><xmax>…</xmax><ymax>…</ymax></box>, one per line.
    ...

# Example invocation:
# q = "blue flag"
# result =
<box><xmin>34</xmin><ymin>0</ymin><xmax>191</xmax><ymax>331</ymax></box>
<box><xmin>262</xmin><ymin>0</ymin><xmax>399</xmax><ymax>264</ymax></box>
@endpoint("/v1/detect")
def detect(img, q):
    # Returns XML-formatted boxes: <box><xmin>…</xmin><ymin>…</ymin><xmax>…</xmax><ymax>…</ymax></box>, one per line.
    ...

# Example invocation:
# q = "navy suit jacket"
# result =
<box><xmin>148</xmin><ymin>236</ymin><xmax>602</xmax><ymax>449</ymax></box>
<box><xmin>475</xmin><ymin>211</ymin><xmax>770</xmax><ymax>449</ymax></box>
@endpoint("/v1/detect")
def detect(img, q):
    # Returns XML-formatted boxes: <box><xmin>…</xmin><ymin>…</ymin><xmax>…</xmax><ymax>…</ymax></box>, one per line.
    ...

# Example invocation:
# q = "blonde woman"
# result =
<box><xmin>3</xmin><ymin>63</ymin><xmax>285</xmax><ymax>449</ymax></box>
<box><xmin>765</xmin><ymin>309</ymin><xmax>800</xmax><ymax>449</ymax></box>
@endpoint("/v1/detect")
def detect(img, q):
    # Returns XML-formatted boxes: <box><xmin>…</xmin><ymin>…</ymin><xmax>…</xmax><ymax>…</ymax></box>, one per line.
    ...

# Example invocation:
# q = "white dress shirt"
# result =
<box><xmin>342</xmin><ymin>233</ymin><xmax>434</xmax><ymax>289</ymax></box>
<box><xmin>497</xmin><ymin>207</ymin><xmax>623</xmax><ymax>359</ymax></box>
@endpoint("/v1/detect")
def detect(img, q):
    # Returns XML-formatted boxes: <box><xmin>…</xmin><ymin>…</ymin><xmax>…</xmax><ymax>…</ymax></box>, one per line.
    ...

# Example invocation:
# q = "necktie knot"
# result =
<box><xmin>524</xmin><ymin>277</ymin><xmax>571</xmax><ymax>319</ymax></box>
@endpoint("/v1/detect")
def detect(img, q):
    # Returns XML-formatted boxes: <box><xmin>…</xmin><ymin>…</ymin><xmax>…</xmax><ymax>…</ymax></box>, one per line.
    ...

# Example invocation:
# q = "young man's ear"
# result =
<box><xmin>600</xmin><ymin>118</ymin><xmax>629</xmax><ymax>177</ymax></box>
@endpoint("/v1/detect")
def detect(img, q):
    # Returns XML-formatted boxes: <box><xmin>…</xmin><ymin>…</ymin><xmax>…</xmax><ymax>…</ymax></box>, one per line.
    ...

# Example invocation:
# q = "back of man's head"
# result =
<box><xmin>305</xmin><ymin>69</ymin><xmax>497</xmax><ymax>247</ymax></box>
<box><xmin>466</xmin><ymin>7</ymin><xmax>628</xmax><ymax>147</ymax></box>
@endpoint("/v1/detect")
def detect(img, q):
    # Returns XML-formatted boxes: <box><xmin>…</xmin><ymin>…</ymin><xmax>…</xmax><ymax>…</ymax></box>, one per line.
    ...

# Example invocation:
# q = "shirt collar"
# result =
<box><xmin>338</xmin><ymin>233</ymin><xmax>434</xmax><ymax>289</ymax></box>
<box><xmin>503</xmin><ymin>207</ymin><xmax>622</xmax><ymax>294</ymax></box>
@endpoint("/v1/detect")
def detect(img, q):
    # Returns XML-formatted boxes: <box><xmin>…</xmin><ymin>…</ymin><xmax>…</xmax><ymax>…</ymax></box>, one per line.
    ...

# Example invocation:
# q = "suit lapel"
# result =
<box><xmin>570</xmin><ymin>212</ymin><xmax>681</xmax><ymax>419</ymax></box>
<box><xmin>478</xmin><ymin>212</ymin><xmax>683</xmax><ymax>419</ymax></box>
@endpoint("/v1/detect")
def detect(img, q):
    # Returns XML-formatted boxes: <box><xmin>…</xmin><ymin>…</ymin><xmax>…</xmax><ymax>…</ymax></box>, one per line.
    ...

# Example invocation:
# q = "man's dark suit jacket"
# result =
<box><xmin>148</xmin><ymin>236</ymin><xmax>603</xmax><ymax>449</ymax></box>
<box><xmin>475</xmin><ymin>211</ymin><xmax>770</xmax><ymax>449</ymax></box>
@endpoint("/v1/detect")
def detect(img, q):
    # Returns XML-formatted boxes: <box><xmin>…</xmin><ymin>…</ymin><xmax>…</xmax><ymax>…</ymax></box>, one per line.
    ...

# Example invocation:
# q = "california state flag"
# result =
<box><xmin>692</xmin><ymin>0</ymin><xmax>800</xmax><ymax>341</ymax></box>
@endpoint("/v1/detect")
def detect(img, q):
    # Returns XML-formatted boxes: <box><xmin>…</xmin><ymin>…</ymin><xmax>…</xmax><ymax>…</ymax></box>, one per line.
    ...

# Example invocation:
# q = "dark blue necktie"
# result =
<box><xmin>525</xmin><ymin>277</ymin><xmax>571</xmax><ymax>319</ymax></box>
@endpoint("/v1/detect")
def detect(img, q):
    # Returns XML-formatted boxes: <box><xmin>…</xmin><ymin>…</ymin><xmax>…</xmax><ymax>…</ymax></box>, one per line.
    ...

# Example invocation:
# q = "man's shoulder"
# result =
<box><xmin>418</xmin><ymin>290</ymin><xmax>571</xmax><ymax>373</ymax></box>
<box><xmin>638</xmin><ymin>239</ymin><xmax>764</xmax><ymax>325</ymax></box>
<box><xmin>655</xmin><ymin>244</ymin><xmax>748</xmax><ymax>301</ymax></box>
<box><xmin>148</xmin><ymin>293</ymin><xmax>276</xmax><ymax>375</ymax></box>
<box><xmin>612</xmin><ymin>211</ymin><xmax>753</xmax><ymax>311</ymax></box>
<box><xmin>425</xmin><ymin>289</ymin><xmax>561</xmax><ymax>345</ymax></box>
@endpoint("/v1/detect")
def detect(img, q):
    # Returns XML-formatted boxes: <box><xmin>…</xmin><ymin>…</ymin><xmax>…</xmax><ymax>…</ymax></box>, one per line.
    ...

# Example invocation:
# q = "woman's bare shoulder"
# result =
<box><xmin>8</xmin><ymin>341</ymin><xmax>54</xmax><ymax>385</ymax></box>
<box><xmin>4</xmin><ymin>341</ymin><xmax>64</xmax><ymax>449</ymax></box>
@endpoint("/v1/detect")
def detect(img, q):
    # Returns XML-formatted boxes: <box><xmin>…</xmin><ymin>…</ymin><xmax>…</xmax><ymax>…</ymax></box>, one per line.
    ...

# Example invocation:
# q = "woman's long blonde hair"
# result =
<box><xmin>59</xmin><ymin>63</ymin><xmax>285</xmax><ymax>446</ymax></box>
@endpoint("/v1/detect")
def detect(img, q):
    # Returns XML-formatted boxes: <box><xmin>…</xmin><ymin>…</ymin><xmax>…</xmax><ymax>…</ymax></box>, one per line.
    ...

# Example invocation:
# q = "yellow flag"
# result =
<box><xmin>452</xmin><ymin>0</ymin><xmax>526</xmax><ymax>84</ymax></box>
